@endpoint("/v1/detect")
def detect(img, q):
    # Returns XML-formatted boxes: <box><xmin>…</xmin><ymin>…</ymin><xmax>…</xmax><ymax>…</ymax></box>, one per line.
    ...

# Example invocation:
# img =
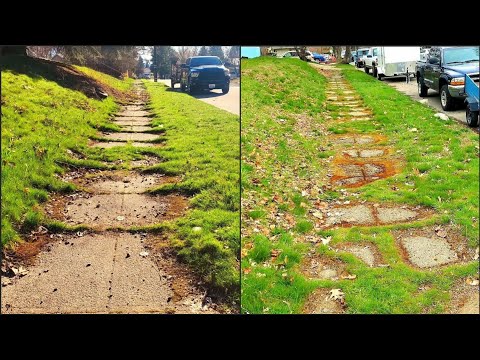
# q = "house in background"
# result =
<box><xmin>268</xmin><ymin>46</ymin><xmax>297</xmax><ymax>57</ymax></box>
<box><xmin>309</xmin><ymin>46</ymin><xmax>333</xmax><ymax>54</ymax></box>
<box><xmin>241</xmin><ymin>47</ymin><xmax>261</xmax><ymax>59</ymax></box>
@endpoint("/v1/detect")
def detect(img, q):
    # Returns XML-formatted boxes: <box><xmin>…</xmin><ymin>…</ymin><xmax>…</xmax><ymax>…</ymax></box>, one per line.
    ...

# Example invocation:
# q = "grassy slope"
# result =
<box><xmin>241</xmin><ymin>58</ymin><xmax>479</xmax><ymax>314</ymax></box>
<box><xmin>143</xmin><ymin>81</ymin><xmax>240</xmax><ymax>297</ymax></box>
<box><xmin>75</xmin><ymin>66</ymin><xmax>134</xmax><ymax>92</ymax></box>
<box><xmin>1</xmin><ymin>57</ymin><xmax>132</xmax><ymax>245</ymax></box>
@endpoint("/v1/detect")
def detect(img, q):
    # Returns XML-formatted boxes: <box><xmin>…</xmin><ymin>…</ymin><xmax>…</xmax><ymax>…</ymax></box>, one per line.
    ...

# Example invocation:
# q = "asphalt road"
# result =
<box><xmin>352</xmin><ymin>64</ymin><xmax>478</xmax><ymax>131</ymax></box>
<box><xmin>153</xmin><ymin>78</ymin><xmax>240</xmax><ymax>116</ymax></box>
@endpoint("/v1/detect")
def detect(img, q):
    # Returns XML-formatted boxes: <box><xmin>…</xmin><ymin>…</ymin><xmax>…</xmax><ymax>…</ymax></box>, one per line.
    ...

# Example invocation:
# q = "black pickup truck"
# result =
<box><xmin>416</xmin><ymin>46</ymin><xmax>479</xmax><ymax>111</ymax></box>
<box><xmin>171</xmin><ymin>56</ymin><xmax>230</xmax><ymax>94</ymax></box>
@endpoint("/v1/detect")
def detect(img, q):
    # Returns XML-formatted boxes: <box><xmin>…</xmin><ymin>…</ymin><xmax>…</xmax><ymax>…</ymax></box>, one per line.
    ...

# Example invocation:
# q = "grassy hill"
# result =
<box><xmin>1</xmin><ymin>56</ymin><xmax>133</xmax><ymax>245</ymax></box>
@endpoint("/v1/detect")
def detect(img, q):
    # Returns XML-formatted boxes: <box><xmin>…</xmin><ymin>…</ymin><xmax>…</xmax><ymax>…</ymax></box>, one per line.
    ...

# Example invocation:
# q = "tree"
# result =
<box><xmin>209</xmin><ymin>46</ymin><xmax>225</xmax><ymax>61</ymax></box>
<box><xmin>198</xmin><ymin>46</ymin><xmax>209</xmax><ymax>56</ymax></box>
<box><xmin>154</xmin><ymin>46</ymin><xmax>173</xmax><ymax>79</ymax></box>
<box><xmin>135</xmin><ymin>57</ymin><xmax>145</xmax><ymax>77</ymax></box>
<box><xmin>343</xmin><ymin>46</ymin><xmax>351</xmax><ymax>64</ymax></box>
<box><xmin>228</xmin><ymin>46</ymin><xmax>240</xmax><ymax>60</ymax></box>
<box><xmin>294</xmin><ymin>46</ymin><xmax>308</xmax><ymax>61</ymax></box>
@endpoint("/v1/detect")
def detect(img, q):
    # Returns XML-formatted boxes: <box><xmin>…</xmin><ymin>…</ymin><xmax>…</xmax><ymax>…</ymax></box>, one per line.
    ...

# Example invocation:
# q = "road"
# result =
<box><xmin>154</xmin><ymin>78</ymin><xmax>240</xmax><ymax>116</ymax></box>
<box><xmin>352</xmin><ymin>64</ymin><xmax>478</xmax><ymax>131</ymax></box>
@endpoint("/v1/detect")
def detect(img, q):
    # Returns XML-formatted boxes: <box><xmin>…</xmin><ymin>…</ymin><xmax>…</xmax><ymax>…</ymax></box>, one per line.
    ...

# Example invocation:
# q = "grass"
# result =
<box><xmin>241</xmin><ymin>57</ymin><xmax>479</xmax><ymax>314</ymax></box>
<box><xmin>1</xmin><ymin>56</ymin><xmax>122</xmax><ymax>245</ymax></box>
<box><xmin>75</xmin><ymin>66</ymin><xmax>134</xmax><ymax>93</ymax></box>
<box><xmin>142</xmin><ymin>81</ymin><xmax>240</xmax><ymax>298</ymax></box>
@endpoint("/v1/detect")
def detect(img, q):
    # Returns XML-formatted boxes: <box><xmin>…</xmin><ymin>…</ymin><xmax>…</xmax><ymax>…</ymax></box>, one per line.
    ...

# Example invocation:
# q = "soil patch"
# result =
<box><xmin>49</xmin><ymin>193</ymin><xmax>188</xmax><ymax>229</ymax></box>
<box><xmin>302</xmin><ymin>288</ymin><xmax>346</xmax><ymax>314</ymax></box>
<box><xmin>65</xmin><ymin>170</ymin><xmax>178</xmax><ymax>194</ymax></box>
<box><xmin>299</xmin><ymin>251</ymin><xmax>347</xmax><ymax>280</ymax></box>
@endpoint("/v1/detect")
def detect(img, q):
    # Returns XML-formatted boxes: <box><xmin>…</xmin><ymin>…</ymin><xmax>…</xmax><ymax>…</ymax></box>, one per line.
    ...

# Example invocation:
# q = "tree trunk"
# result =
<box><xmin>1</xmin><ymin>46</ymin><xmax>27</xmax><ymax>56</ymax></box>
<box><xmin>343</xmin><ymin>46</ymin><xmax>351</xmax><ymax>64</ymax></box>
<box><xmin>294</xmin><ymin>46</ymin><xmax>308</xmax><ymax>61</ymax></box>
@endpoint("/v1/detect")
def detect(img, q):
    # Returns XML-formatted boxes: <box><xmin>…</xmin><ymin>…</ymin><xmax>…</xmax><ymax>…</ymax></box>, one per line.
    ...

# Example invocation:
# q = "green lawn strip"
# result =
<box><xmin>143</xmin><ymin>81</ymin><xmax>240</xmax><ymax>298</ymax></box>
<box><xmin>241</xmin><ymin>58</ymin><xmax>478</xmax><ymax>314</ymax></box>
<box><xmin>1</xmin><ymin>56</ymin><xmax>126</xmax><ymax>245</ymax></box>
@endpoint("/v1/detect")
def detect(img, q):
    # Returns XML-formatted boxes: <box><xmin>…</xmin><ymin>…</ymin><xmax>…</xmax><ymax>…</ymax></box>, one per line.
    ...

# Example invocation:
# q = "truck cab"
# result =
<box><xmin>171</xmin><ymin>56</ymin><xmax>230</xmax><ymax>94</ymax></box>
<box><xmin>416</xmin><ymin>46</ymin><xmax>479</xmax><ymax>110</ymax></box>
<box><xmin>364</xmin><ymin>47</ymin><xmax>379</xmax><ymax>76</ymax></box>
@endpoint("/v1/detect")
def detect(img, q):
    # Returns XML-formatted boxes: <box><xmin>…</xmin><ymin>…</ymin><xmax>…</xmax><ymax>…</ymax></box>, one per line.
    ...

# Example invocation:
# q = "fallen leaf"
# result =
<box><xmin>243</xmin><ymin>268</ymin><xmax>251</xmax><ymax>275</ymax></box>
<box><xmin>192</xmin><ymin>226</ymin><xmax>202</xmax><ymax>232</ymax></box>
<box><xmin>341</xmin><ymin>274</ymin><xmax>357</xmax><ymax>280</ymax></box>
<box><xmin>466</xmin><ymin>278</ymin><xmax>479</xmax><ymax>286</ymax></box>
<box><xmin>312</xmin><ymin>211</ymin><xmax>323</xmax><ymax>219</ymax></box>
<box><xmin>116</xmin><ymin>216</ymin><xmax>125</xmax><ymax>221</ymax></box>
<box><xmin>321</xmin><ymin>236</ymin><xmax>332</xmax><ymax>245</ymax></box>
<box><xmin>474</xmin><ymin>247</ymin><xmax>479</xmax><ymax>261</ymax></box>
<box><xmin>139</xmin><ymin>251</ymin><xmax>149</xmax><ymax>258</ymax></box>
<box><xmin>409</xmin><ymin>128</ymin><xmax>418</xmax><ymax>132</ymax></box>
<box><xmin>329</xmin><ymin>288</ymin><xmax>344</xmax><ymax>301</ymax></box>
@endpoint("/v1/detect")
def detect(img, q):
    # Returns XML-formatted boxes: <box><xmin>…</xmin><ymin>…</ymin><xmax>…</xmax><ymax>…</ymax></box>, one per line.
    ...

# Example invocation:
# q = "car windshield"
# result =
<box><xmin>443</xmin><ymin>47</ymin><xmax>479</xmax><ymax>65</ymax></box>
<box><xmin>190</xmin><ymin>57</ymin><xmax>222</xmax><ymax>67</ymax></box>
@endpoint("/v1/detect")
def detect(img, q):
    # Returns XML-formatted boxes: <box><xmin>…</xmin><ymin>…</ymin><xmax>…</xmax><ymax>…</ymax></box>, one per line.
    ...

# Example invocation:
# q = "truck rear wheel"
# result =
<box><xmin>466</xmin><ymin>105</ymin><xmax>479</xmax><ymax>127</ymax></box>
<box><xmin>440</xmin><ymin>85</ymin><xmax>455</xmax><ymax>111</ymax></box>
<box><xmin>417</xmin><ymin>77</ymin><xmax>428</xmax><ymax>97</ymax></box>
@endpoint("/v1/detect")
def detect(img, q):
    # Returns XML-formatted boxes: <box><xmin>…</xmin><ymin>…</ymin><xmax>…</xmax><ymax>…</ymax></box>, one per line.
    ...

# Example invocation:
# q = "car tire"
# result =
<box><xmin>466</xmin><ymin>105</ymin><xmax>479</xmax><ymax>127</ymax></box>
<box><xmin>222</xmin><ymin>83</ymin><xmax>230</xmax><ymax>94</ymax></box>
<box><xmin>187</xmin><ymin>79</ymin><xmax>196</xmax><ymax>95</ymax></box>
<box><xmin>417</xmin><ymin>77</ymin><xmax>428</xmax><ymax>97</ymax></box>
<box><xmin>440</xmin><ymin>84</ymin><xmax>455</xmax><ymax>111</ymax></box>
<box><xmin>365</xmin><ymin>66</ymin><xmax>370</xmax><ymax>74</ymax></box>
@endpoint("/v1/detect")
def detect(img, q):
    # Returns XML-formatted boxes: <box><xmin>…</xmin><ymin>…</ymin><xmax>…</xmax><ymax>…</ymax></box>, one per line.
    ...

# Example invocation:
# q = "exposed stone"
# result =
<box><xmin>401</xmin><ymin>236</ymin><xmax>458</xmax><ymax>268</ymax></box>
<box><xmin>377</xmin><ymin>207</ymin><xmax>417</xmax><ymax>223</ymax></box>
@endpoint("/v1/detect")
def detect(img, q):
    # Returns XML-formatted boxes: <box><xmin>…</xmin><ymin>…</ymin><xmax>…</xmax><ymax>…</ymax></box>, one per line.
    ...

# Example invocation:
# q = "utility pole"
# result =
<box><xmin>153</xmin><ymin>46</ymin><xmax>158</xmax><ymax>82</ymax></box>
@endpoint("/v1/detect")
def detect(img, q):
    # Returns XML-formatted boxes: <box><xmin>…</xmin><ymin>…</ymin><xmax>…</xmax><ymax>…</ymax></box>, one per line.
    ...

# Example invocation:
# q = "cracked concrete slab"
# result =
<box><xmin>345</xmin><ymin>245</ymin><xmax>376</xmax><ymax>267</ymax></box>
<box><xmin>360</xmin><ymin>149</ymin><xmax>385</xmax><ymax>158</ymax></box>
<box><xmin>1</xmin><ymin>233</ymin><xmax>116</xmax><ymax>313</ymax></box>
<box><xmin>116</xmin><ymin>110</ymin><xmax>151</xmax><ymax>117</ymax></box>
<box><xmin>326</xmin><ymin>205</ymin><xmax>375</xmax><ymax>225</ymax></box>
<box><xmin>401</xmin><ymin>236</ymin><xmax>458</xmax><ymax>268</ymax></box>
<box><xmin>119</xmin><ymin>125</ymin><xmax>156</xmax><ymax>132</ymax></box>
<box><xmin>74</xmin><ymin>171</ymin><xmax>170</xmax><ymax>194</ymax></box>
<box><xmin>92</xmin><ymin>141</ymin><xmax>158</xmax><ymax>148</ymax></box>
<box><xmin>109</xmin><ymin>234</ymin><xmax>171</xmax><ymax>310</ymax></box>
<box><xmin>377</xmin><ymin>207</ymin><xmax>417</xmax><ymax>223</ymax></box>
<box><xmin>100</xmin><ymin>132</ymin><xmax>160</xmax><ymax>142</ymax></box>
<box><xmin>340</xmin><ymin>164</ymin><xmax>364</xmax><ymax>177</ymax></box>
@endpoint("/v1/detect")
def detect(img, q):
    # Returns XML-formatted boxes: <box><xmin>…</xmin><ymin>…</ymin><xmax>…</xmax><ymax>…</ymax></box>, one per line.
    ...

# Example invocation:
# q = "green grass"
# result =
<box><xmin>75</xmin><ymin>66</ymin><xmax>134</xmax><ymax>92</ymax></box>
<box><xmin>1</xmin><ymin>56</ymin><xmax>123</xmax><ymax>245</ymax></box>
<box><xmin>241</xmin><ymin>57</ymin><xmax>479</xmax><ymax>314</ymax></box>
<box><xmin>143</xmin><ymin>81</ymin><xmax>240</xmax><ymax>298</ymax></box>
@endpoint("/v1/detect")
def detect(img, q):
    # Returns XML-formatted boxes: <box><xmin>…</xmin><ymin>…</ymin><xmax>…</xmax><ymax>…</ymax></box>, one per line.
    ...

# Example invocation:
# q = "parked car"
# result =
<box><xmin>171</xmin><ymin>56</ymin><xmax>230</xmax><ymax>94</ymax></box>
<box><xmin>416</xmin><ymin>46</ymin><xmax>479</xmax><ymax>111</ymax></box>
<box><xmin>312</xmin><ymin>52</ymin><xmax>326</xmax><ymax>63</ymax></box>
<box><xmin>355</xmin><ymin>48</ymin><xmax>370</xmax><ymax>68</ymax></box>
<box><xmin>283</xmin><ymin>50</ymin><xmax>314</xmax><ymax>61</ymax></box>
<box><xmin>366</xmin><ymin>47</ymin><xmax>420</xmax><ymax>79</ymax></box>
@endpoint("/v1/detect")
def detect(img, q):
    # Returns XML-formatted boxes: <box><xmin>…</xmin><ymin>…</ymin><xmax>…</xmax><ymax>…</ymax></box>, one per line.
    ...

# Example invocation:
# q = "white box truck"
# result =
<box><xmin>364</xmin><ymin>47</ymin><xmax>420</xmax><ymax>80</ymax></box>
